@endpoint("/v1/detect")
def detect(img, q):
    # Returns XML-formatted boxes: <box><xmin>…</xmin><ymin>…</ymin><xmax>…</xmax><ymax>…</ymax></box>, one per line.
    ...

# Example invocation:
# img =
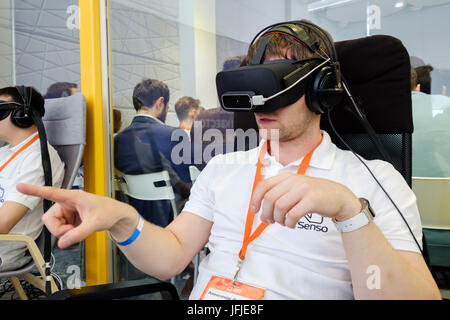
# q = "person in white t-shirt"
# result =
<box><xmin>17</xmin><ymin>22</ymin><xmax>441</xmax><ymax>299</ymax></box>
<box><xmin>0</xmin><ymin>86</ymin><xmax>64</xmax><ymax>272</ymax></box>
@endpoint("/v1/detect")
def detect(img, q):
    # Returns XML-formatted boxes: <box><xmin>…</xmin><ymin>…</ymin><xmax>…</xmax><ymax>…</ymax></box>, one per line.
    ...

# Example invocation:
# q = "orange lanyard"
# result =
<box><xmin>238</xmin><ymin>135</ymin><xmax>324</xmax><ymax>262</ymax></box>
<box><xmin>0</xmin><ymin>134</ymin><xmax>39</xmax><ymax>173</ymax></box>
<box><xmin>179</xmin><ymin>126</ymin><xmax>191</xmax><ymax>131</ymax></box>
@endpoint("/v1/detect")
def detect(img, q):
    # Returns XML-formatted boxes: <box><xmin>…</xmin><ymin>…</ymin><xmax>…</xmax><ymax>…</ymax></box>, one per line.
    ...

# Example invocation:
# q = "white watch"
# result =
<box><xmin>334</xmin><ymin>198</ymin><xmax>375</xmax><ymax>233</ymax></box>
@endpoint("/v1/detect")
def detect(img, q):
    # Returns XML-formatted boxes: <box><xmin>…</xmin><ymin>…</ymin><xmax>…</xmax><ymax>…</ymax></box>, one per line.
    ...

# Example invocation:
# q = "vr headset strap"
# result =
<box><xmin>251</xmin><ymin>35</ymin><xmax>271</xmax><ymax>65</ymax></box>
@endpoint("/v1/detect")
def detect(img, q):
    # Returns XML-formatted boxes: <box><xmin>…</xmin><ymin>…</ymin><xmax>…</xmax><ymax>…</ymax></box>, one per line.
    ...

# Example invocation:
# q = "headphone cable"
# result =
<box><xmin>326</xmin><ymin>107</ymin><xmax>424</xmax><ymax>256</ymax></box>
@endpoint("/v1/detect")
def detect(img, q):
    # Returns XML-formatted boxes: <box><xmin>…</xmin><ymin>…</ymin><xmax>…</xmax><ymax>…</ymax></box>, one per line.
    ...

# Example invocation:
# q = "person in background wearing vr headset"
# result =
<box><xmin>0</xmin><ymin>86</ymin><xmax>64</xmax><ymax>272</ymax></box>
<box><xmin>17</xmin><ymin>20</ymin><xmax>441</xmax><ymax>299</ymax></box>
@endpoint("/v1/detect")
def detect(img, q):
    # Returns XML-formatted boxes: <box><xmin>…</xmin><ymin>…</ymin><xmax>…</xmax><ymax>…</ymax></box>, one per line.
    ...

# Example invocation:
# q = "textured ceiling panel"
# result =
<box><xmin>12</xmin><ymin>0</ymin><xmax>181</xmax><ymax>114</ymax></box>
<box><xmin>110</xmin><ymin>0</ymin><xmax>181</xmax><ymax>114</ymax></box>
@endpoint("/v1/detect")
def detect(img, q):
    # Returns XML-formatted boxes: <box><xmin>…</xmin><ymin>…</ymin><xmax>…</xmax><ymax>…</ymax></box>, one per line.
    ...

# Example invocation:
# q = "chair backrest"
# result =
<box><xmin>42</xmin><ymin>93</ymin><xmax>87</xmax><ymax>190</ymax></box>
<box><xmin>412</xmin><ymin>177</ymin><xmax>450</xmax><ymax>230</ymax></box>
<box><xmin>328</xmin><ymin>133</ymin><xmax>412</xmax><ymax>186</ymax></box>
<box><xmin>233</xmin><ymin>35</ymin><xmax>413</xmax><ymax>185</ymax></box>
<box><xmin>323</xmin><ymin>35</ymin><xmax>413</xmax><ymax>186</ymax></box>
<box><xmin>116</xmin><ymin>170</ymin><xmax>175</xmax><ymax>201</ymax></box>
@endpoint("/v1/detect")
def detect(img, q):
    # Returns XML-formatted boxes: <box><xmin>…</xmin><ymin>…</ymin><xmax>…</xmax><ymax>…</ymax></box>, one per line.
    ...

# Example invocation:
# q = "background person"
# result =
<box><xmin>44</xmin><ymin>82</ymin><xmax>78</xmax><ymax>99</ymax></box>
<box><xmin>117</xmin><ymin>79</ymin><xmax>191</xmax><ymax>183</ymax></box>
<box><xmin>114</xmin><ymin>79</ymin><xmax>191</xmax><ymax>226</ymax></box>
<box><xmin>174</xmin><ymin>96</ymin><xmax>201</xmax><ymax>139</ymax></box>
<box><xmin>0</xmin><ymin>86</ymin><xmax>64</xmax><ymax>272</ymax></box>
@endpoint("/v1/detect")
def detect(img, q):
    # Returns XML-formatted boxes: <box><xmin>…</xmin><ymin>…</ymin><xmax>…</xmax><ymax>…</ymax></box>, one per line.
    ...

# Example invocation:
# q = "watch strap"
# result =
<box><xmin>334</xmin><ymin>198</ymin><xmax>375</xmax><ymax>233</ymax></box>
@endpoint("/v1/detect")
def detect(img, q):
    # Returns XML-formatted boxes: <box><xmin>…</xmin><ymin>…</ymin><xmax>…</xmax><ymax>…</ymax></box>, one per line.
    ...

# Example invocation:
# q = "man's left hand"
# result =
<box><xmin>251</xmin><ymin>172</ymin><xmax>362</xmax><ymax>228</ymax></box>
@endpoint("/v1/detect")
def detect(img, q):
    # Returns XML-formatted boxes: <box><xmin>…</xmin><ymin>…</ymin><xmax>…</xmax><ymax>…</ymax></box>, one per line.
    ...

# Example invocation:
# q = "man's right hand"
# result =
<box><xmin>16</xmin><ymin>183</ymin><xmax>139</xmax><ymax>249</ymax></box>
<box><xmin>17</xmin><ymin>183</ymin><xmax>212</xmax><ymax>281</ymax></box>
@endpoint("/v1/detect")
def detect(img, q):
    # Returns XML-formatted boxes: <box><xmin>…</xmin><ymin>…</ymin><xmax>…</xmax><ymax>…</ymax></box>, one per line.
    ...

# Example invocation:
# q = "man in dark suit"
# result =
<box><xmin>114</xmin><ymin>79</ymin><xmax>190</xmax><ymax>227</ymax></box>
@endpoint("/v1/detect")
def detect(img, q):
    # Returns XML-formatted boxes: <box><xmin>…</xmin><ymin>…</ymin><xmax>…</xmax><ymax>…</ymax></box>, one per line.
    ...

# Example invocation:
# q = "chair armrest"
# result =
<box><xmin>0</xmin><ymin>233</ymin><xmax>51</xmax><ymax>283</ymax></box>
<box><xmin>46</xmin><ymin>278</ymin><xmax>180</xmax><ymax>300</ymax></box>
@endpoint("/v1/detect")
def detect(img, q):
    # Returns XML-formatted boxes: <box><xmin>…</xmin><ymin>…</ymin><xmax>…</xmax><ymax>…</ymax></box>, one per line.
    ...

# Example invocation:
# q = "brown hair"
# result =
<box><xmin>243</xmin><ymin>22</ymin><xmax>332</xmax><ymax>65</ymax></box>
<box><xmin>133</xmin><ymin>79</ymin><xmax>170</xmax><ymax>111</ymax></box>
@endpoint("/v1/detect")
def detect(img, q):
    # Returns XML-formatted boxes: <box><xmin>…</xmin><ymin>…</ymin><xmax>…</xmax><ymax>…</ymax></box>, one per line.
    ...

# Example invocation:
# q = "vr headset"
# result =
<box><xmin>216</xmin><ymin>20</ymin><xmax>343</xmax><ymax>114</ymax></box>
<box><xmin>0</xmin><ymin>100</ymin><xmax>25</xmax><ymax>121</ymax></box>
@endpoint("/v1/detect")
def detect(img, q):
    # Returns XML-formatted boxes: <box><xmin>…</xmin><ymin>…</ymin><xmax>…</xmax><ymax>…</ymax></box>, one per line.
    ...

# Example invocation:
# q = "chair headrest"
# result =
<box><xmin>43</xmin><ymin>93</ymin><xmax>86</xmax><ymax>146</ymax></box>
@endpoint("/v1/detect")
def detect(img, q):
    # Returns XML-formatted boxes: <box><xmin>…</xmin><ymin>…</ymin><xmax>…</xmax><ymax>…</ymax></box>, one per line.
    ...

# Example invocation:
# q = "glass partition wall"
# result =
<box><xmin>108</xmin><ymin>0</ymin><xmax>450</xmax><ymax>297</ymax></box>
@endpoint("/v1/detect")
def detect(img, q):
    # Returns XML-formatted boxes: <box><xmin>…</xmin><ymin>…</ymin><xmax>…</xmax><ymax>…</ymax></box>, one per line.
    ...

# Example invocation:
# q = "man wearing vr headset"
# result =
<box><xmin>17</xmin><ymin>21</ymin><xmax>440</xmax><ymax>299</ymax></box>
<box><xmin>0</xmin><ymin>86</ymin><xmax>64</xmax><ymax>272</ymax></box>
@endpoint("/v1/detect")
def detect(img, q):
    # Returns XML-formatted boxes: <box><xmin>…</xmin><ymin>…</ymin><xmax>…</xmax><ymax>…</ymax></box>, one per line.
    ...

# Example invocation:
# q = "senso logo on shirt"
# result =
<box><xmin>297</xmin><ymin>213</ymin><xmax>329</xmax><ymax>233</ymax></box>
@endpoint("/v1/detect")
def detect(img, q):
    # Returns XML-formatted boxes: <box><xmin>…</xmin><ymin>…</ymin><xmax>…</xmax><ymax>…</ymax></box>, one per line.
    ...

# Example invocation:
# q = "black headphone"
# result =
<box><xmin>250</xmin><ymin>20</ymin><xmax>344</xmax><ymax>114</ymax></box>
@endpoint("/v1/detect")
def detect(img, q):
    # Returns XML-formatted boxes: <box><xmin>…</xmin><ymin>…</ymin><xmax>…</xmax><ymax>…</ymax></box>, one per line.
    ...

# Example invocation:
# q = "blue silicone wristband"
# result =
<box><xmin>116</xmin><ymin>215</ymin><xmax>144</xmax><ymax>246</ymax></box>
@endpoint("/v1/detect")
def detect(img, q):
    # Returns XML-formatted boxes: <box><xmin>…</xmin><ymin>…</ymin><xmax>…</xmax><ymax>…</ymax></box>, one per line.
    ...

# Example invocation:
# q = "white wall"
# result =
<box><xmin>194</xmin><ymin>0</ymin><xmax>218</xmax><ymax>110</ymax></box>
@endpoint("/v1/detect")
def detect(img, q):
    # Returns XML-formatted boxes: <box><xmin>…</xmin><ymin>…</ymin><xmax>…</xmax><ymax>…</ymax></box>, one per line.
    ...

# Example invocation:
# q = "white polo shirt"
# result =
<box><xmin>184</xmin><ymin>130</ymin><xmax>423</xmax><ymax>300</ymax></box>
<box><xmin>0</xmin><ymin>132</ymin><xmax>64</xmax><ymax>272</ymax></box>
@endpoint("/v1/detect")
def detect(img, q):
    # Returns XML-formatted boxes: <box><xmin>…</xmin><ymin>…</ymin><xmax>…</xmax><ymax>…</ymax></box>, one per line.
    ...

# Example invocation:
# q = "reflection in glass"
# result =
<box><xmin>0</xmin><ymin>0</ymin><xmax>85</xmax><ymax>293</ymax></box>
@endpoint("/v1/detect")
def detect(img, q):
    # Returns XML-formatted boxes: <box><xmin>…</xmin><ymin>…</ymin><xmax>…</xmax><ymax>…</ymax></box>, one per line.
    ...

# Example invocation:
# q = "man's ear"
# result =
<box><xmin>155</xmin><ymin>96</ymin><xmax>165</xmax><ymax>111</ymax></box>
